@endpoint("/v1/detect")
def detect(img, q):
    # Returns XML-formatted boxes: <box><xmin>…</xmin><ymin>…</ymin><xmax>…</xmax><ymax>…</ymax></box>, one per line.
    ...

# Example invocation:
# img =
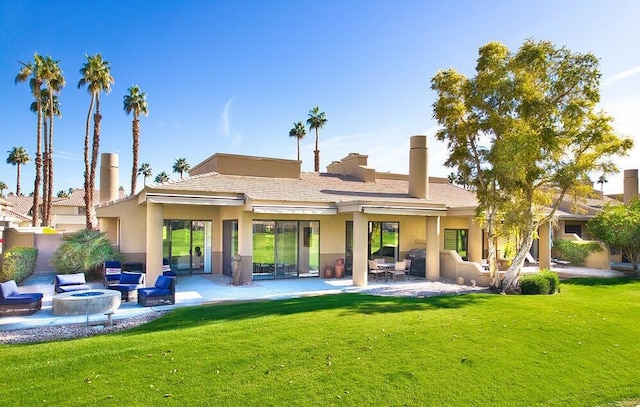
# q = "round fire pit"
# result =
<box><xmin>52</xmin><ymin>289</ymin><xmax>121</xmax><ymax>316</ymax></box>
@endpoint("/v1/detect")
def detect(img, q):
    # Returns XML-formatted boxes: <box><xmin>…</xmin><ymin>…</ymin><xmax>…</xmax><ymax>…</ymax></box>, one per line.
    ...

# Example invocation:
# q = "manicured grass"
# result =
<box><xmin>1</xmin><ymin>278</ymin><xmax>639</xmax><ymax>405</ymax></box>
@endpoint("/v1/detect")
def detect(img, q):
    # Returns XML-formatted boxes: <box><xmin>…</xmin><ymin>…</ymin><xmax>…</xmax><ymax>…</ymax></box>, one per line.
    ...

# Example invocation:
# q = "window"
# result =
<box><xmin>444</xmin><ymin>229</ymin><xmax>468</xmax><ymax>260</ymax></box>
<box><xmin>369</xmin><ymin>222</ymin><xmax>399</xmax><ymax>261</ymax></box>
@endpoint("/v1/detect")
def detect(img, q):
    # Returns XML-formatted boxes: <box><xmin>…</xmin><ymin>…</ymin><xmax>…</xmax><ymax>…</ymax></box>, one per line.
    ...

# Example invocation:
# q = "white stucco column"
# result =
<box><xmin>468</xmin><ymin>218</ymin><xmax>483</xmax><ymax>263</ymax></box>
<box><xmin>352</xmin><ymin>211</ymin><xmax>369</xmax><ymax>286</ymax></box>
<box><xmin>538</xmin><ymin>222</ymin><xmax>551</xmax><ymax>269</ymax></box>
<box><xmin>145</xmin><ymin>201</ymin><xmax>164</xmax><ymax>287</ymax></box>
<box><xmin>426</xmin><ymin>216</ymin><xmax>440</xmax><ymax>280</ymax></box>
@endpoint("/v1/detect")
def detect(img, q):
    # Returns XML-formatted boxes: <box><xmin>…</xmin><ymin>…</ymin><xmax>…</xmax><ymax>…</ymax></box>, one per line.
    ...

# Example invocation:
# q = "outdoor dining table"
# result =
<box><xmin>378</xmin><ymin>263</ymin><xmax>396</xmax><ymax>281</ymax></box>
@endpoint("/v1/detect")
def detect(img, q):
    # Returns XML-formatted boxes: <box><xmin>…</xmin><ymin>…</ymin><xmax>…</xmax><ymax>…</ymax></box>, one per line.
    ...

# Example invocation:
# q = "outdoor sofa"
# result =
<box><xmin>54</xmin><ymin>273</ymin><xmax>91</xmax><ymax>293</ymax></box>
<box><xmin>107</xmin><ymin>272</ymin><xmax>145</xmax><ymax>302</ymax></box>
<box><xmin>137</xmin><ymin>275</ymin><xmax>175</xmax><ymax>307</ymax></box>
<box><xmin>0</xmin><ymin>280</ymin><xmax>43</xmax><ymax>316</ymax></box>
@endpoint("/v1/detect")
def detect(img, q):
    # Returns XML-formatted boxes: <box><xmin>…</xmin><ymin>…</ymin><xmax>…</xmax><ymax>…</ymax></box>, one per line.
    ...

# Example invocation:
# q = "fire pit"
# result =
<box><xmin>52</xmin><ymin>289</ymin><xmax>121</xmax><ymax>316</ymax></box>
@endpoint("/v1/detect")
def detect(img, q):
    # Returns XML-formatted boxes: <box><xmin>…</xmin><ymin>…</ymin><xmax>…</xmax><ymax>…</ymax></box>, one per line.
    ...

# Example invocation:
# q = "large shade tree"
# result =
<box><xmin>306</xmin><ymin>106</ymin><xmax>327</xmax><ymax>172</ymax></box>
<box><xmin>587</xmin><ymin>200</ymin><xmax>640</xmax><ymax>276</ymax></box>
<box><xmin>6</xmin><ymin>146</ymin><xmax>30</xmax><ymax>196</ymax></box>
<box><xmin>288</xmin><ymin>121</ymin><xmax>306</xmax><ymax>161</ymax></box>
<box><xmin>431</xmin><ymin>39</ymin><xmax>633</xmax><ymax>292</ymax></box>
<box><xmin>123</xmin><ymin>85</ymin><xmax>149</xmax><ymax>195</ymax></box>
<box><xmin>172</xmin><ymin>158</ymin><xmax>190</xmax><ymax>179</ymax></box>
<box><xmin>78</xmin><ymin>53</ymin><xmax>114</xmax><ymax>229</ymax></box>
<box><xmin>15</xmin><ymin>54</ymin><xmax>46</xmax><ymax>225</ymax></box>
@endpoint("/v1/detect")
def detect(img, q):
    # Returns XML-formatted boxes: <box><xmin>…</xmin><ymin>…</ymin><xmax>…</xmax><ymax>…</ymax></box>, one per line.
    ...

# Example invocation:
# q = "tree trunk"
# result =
<box><xmin>314</xmin><ymin>128</ymin><xmax>320</xmax><ymax>172</ymax></box>
<box><xmin>89</xmin><ymin>96</ymin><xmax>101</xmax><ymax>230</ymax></box>
<box><xmin>31</xmin><ymin>86</ymin><xmax>43</xmax><ymax>227</ymax></box>
<box><xmin>46</xmin><ymin>102</ymin><xmax>55</xmax><ymax>228</ymax></box>
<box><xmin>42</xmin><ymin>120</ymin><xmax>49</xmax><ymax>226</ymax></box>
<box><xmin>501</xmin><ymin>225</ymin><xmax>536</xmax><ymax>293</ymax></box>
<box><xmin>84</xmin><ymin>94</ymin><xmax>96</xmax><ymax>229</ymax></box>
<box><xmin>130</xmin><ymin>117</ymin><xmax>139</xmax><ymax>195</ymax></box>
<box><xmin>16</xmin><ymin>163</ymin><xmax>21</xmax><ymax>196</ymax></box>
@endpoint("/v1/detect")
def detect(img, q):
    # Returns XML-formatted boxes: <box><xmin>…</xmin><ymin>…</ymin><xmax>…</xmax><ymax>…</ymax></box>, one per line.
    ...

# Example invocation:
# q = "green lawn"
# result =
<box><xmin>1</xmin><ymin>278</ymin><xmax>639</xmax><ymax>405</ymax></box>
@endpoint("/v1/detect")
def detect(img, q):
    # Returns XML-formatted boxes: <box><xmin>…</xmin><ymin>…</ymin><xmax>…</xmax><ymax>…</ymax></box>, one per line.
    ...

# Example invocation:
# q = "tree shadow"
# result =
<box><xmin>124</xmin><ymin>291</ymin><xmax>495</xmax><ymax>337</ymax></box>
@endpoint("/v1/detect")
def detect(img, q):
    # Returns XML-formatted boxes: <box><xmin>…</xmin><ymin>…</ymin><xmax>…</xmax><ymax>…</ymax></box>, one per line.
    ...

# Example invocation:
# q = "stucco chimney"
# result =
<box><xmin>408</xmin><ymin>135</ymin><xmax>428</xmax><ymax>199</ymax></box>
<box><xmin>623</xmin><ymin>169</ymin><xmax>638</xmax><ymax>204</ymax></box>
<box><xmin>100</xmin><ymin>153</ymin><xmax>119</xmax><ymax>203</ymax></box>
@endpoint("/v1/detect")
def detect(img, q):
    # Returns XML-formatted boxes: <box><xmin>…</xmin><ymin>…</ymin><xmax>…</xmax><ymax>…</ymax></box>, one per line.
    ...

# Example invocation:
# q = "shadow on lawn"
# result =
<box><xmin>561</xmin><ymin>276</ymin><xmax>640</xmax><ymax>287</ymax></box>
<box><xmin>127</xmin><ymin>292</ymin><xmax>494</xmax><ymax>336</ymax></box>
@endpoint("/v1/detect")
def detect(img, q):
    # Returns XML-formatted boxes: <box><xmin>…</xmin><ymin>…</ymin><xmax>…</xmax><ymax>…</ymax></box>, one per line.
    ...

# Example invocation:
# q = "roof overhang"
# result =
<box><xmin>360</xmin><ymin>206</ymin><xmax>446</xmax><ymax>216</ymax></box>
<box><xmin>252</xmin><ymin>205</ymin><xmax>338</xmax><ymax>215</ymax></box>
<box><xmin>144</xmin><ymin>193</ymin><xmax>244</xmax><ymax>206</ymax></box>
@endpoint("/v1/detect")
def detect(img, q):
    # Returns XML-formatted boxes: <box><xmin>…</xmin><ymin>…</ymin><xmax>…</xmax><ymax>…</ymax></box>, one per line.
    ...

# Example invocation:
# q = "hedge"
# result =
<box><xmin>0</xmin><ymin>246</ymin><xmax>38</xmax><ymax>283</ymax></box>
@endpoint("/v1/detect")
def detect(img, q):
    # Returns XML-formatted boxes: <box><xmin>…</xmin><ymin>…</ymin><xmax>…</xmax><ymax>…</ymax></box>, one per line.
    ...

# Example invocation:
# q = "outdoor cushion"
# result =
<box><xmin>56</xmin><ymin>273</ymin><xmax>86</xmax><ymax>286</ymax></box>
<box><xmin>138</xmin><ymin>287</ymin><xmax>171</xmax><ymax>296</ymax></box>
<box><xmin>0</xmin><ymin>280</ymin><xmax>20</xmax><ymax>299</ymax></box>
<box><xmin>155</xmin><ymin>276</ymin><xmax>172</xmax><ymax>290</ymax></box>
<box><xmin>119</xmin><ymin>272</ymin><xmax>144</xmax><ymax>285</ymax></box>
<box><xmin>2</xmin><ymin>293</ymin><xmax>43</xmax><ymax>304</ymax></box>
<box><xmin>104</xmin><ymin>260</ymin><xmax>122</xmax><ymax>274</ymax></box>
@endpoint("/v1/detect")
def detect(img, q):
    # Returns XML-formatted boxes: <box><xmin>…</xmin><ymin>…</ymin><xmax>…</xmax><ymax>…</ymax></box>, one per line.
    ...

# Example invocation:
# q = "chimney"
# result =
<box><xmin>100</xmin><ymin>153</ymin><xmax>119</xmax><ymax>203</ymax></box>
<box><xmin>408</xmin><ymin>135</ymin><xmax>428</xmax><ymax>199</ymax></box>
<box><xmin>623</xmin><ymin>169</ymin><xmax>638</xmax><ymax>204</ymax></box>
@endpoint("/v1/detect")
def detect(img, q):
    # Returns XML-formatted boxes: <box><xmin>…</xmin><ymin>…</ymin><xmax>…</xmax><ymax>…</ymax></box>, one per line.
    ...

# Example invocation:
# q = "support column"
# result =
<box><xmin>352</xmin><ymin>211</ymin><xmax>369</xmax><ymax>287</ymax></box>
<box><xmin>538</xmin><ymin>222</ymin><xmax>551</xmax><ymax>269</ymax></box>
<box><xmin>468</xmin><ymin>218</ymin><xmax>483</xmax><ymax>264</ymax></box>
<box><xmin>145</xmin><ymin>201</ymin><xmax>164</xmax><ymax>287</ymax></box>
<box><xmin>426</xmin><ymin>216</ymin><xmax>440</xmax><ymax>280</ymax></box>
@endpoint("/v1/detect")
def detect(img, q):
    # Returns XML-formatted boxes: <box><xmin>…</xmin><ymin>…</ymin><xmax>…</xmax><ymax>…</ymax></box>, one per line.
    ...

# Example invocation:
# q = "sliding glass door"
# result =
<box><xmin>252</xmin><ymin>220</ymin><xmax>320</xmax><ymax>279</ymax></box>
<box><xmin>163</xmin><ymin>220</ymin><xmax>212</xmax><ymax>274</ymax></box>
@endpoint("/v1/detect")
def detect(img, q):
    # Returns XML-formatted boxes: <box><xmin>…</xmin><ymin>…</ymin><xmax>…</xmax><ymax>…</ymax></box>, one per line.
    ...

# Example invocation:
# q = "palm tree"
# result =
<box><xmin>0</xmin><ymin>181</ymin><xmax>7</xmax><ymax>197</ymax></box>
<box><xmin>172</xmin><ymin>158</ymin><xmax>190</xmax><ymax>179</ymax></box>
<box><xmin>57</xmin><ymin>189</ymin><xmax>69</xmax><ymax>198</ymax></box>
<box><xmin>40</xmin><ymin>56</ymin><xmax>65</xmax><ymax>227</ymax></box>
<box><xmin>78</xmin><ymin>53</ymin><xmax>114</xmax><ymax>229</ymax></box>
<box><xmin>597</xmin><ymin>175</ymin><xmax>608</xmax><ymax>193</ymax></box>
<box><xmin>154</xmin><ymin>171</ymin><xmax>170</xmax><ymax>183</ymax></box>
<box><xmin>288</xmin><ymin>121</ymin><xmax>306</xmax><ymax>161</ymax></box>
<box><xmin>306</xmin><ymin>106</ymin><xmax>328</xmax><ymax>172</ymax></box>
<box><xmin>15</xmin><ymin>53</ymin><xmax>45</xmax><ymax>225</ymax></box>
<box><xmin>123</xmin><ymin>85</ymin><xmax>149</xmax><ymax>195</ymax></box>
<box><xmin>447</xmin><ymin>172</ymin><xmax>457</xmax><ymax>184</ymax></box>
<box><xmin>137</xmin><ymin>162</ymin><xmax>152</xmax><ymax>187</ymax></box>
<box><xmin>6</xmin><ymin>147</ymin><xmax>30</xmax><ymax>196</ymax></box>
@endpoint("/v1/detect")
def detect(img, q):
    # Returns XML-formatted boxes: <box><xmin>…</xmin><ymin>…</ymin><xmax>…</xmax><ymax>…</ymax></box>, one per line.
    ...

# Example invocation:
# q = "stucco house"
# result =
<box><xmin>95</xmin><ymin>135</ymin><xmax>632</xmax><ymax>288</ymax></box>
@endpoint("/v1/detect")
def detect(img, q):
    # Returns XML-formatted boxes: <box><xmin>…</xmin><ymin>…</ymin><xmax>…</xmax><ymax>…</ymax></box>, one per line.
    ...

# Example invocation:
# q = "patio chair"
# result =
<box><xmin>0</xmin><ymin>280</ymin><xmax>43</xmax><ymax>316</ymax></box>
<box><xmin>391</xmin><ymin>261</ymin><xmax>407</xmax><ymax>282</ymax></box>
<box><xmin>137</xmin><ymin>275</ymin><xmax>175</xmax><ymax>307</ymax></box>
<box><xmin>162</xmin><ymin>258</ymin><xmax>178</xmax><ymax>285</ymax></box>
<box><xmin>404</xmin><ymin>259</ymin><xmax>412</xmax><ymax>278</ymax></box>
<box><xmin>103</xmin><ymin>260</ymin><xmax>122</xmax><ymax>286</ymax></box>
<box><xmin>368</xmin><ymin>260</ymin><xmax>385</xmax><ymax>281</ymax></box>
<box><xmin>108</xmin><ymin>272</ymin><xmax>145</xmax><ymax>302</ymax></box>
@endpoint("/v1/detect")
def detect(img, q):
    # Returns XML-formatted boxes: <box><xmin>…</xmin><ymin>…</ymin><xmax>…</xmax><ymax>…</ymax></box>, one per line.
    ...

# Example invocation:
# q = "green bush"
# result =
<box><xmin>552</xmin><ymin>239</ymin><xmax>602</xmax><ymax>266</ymax></box>
<box><xmin>520</xmin><ymin>274</ymin><xmax>551</xmax><ymax>295</ymax></box>
<box><xmin>0</xmin><ymin>247</ymin><xmax>38</xmax><ymax>283</ymax></box>
<box><xmin>539</xmin><ymin>269</ymin><xmax>560</xmax><ymax>293</ymax></box>
<box><xmin>50</xmin><ymin>229</ymin><xmax>123</xmax><ymax>277</ymax></box>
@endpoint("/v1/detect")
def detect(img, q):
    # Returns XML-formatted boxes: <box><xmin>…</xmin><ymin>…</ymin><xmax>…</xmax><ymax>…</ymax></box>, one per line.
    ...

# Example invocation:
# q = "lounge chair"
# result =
<box><xmin>137</xmin><ymin>275</ymin><xmax>175</xmax><ymax>307</ymax></box>
<box><xmin>108</xmin><ymin>272</ymin><xmax>145</xmax><ymax>302</ymax></box>
<box><xmin>0</xmin><ymin>280</ymin><xmax>43</xmax><ymax>316</ymax></box>
<box><xmin>368</xmin><ymin>260</ymin><xmax>385</xmax><ymax>281</ymax></box>
<box><xmin>103</xmin><ymin>260</ymin><xmax>122</xmax><ymax>286</ymax></box>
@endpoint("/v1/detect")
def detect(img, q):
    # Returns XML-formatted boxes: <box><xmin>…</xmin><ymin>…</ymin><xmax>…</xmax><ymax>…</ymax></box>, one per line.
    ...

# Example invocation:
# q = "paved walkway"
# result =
<box><xmin>0</xmin><ymin>265</ymin><xmax>627</xmax><ymax>332</ymax></box>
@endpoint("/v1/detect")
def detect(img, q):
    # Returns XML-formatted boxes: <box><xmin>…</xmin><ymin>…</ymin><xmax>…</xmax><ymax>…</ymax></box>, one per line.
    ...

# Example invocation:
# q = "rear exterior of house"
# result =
<box><xmin>94</xmin><ymin>135</ymin><xmax>561</xmax><ymax>287</ymax></box>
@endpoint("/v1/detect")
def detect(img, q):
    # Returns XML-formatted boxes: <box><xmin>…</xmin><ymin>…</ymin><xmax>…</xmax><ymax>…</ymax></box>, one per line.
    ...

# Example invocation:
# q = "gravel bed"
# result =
<box><xmin>0</xmin><ymin>311</ymin><xmax>167</xmax><ymax>345</ymax></box>
<box><xmin>1</xmin><ymin>280</ymin><xmax>490</xmax><ymax>345</ymax></box>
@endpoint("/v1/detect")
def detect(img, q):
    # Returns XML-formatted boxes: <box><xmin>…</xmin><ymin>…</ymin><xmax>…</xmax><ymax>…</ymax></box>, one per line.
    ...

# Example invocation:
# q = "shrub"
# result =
<box><xmin>552</xmin><ymin>239</ymin><xmax>602</xmax><ymax>266</ymax></box>
<box><xmin>539</xmin><ymin>269</ymin><xmax>560</xmax><ymax>293</ymax></box>
<box><xmin>50</xmin><ymin>229</ymin><xmax>123</xmax><ymax>277</ymax></box>
<box><xmin>0</xmin><ymin>247</ymin><xmax>38</xmax><ymax>283</ymax></box>
<box><xmin>520</xmin><ymin>274</ymin><xmax>551</xmax><ymax>295</ymax></box>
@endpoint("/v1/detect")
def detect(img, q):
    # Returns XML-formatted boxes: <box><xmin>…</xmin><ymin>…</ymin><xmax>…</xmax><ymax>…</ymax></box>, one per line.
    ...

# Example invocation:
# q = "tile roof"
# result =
<box><xmin>147</xmin><ymin>172</ymin><xmax>479</xmax><ymax>209</ymax></box>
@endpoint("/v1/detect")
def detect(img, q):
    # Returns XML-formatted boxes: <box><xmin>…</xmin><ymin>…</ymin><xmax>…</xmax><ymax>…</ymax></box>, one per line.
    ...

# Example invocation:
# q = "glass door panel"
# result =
<box><xmin>276</xmin><ymin>221</ymin><xmax>298</xmax><ymax>278</ymax></box>
<box><xmin>253</xmin><ymin>221</ymin><xmax>275</xmax><ymax>279</ymax></box>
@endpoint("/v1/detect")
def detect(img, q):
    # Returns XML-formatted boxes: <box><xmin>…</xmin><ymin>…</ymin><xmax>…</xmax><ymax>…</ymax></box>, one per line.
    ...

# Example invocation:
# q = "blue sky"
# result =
<box><xmin>1</xmin><ymin>0</ymin><xmax>638</xmax><ymax>196</ymax></box>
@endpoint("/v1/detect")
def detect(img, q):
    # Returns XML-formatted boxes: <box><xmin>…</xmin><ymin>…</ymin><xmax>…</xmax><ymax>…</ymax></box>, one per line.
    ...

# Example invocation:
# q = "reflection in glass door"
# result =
<box><xmin>163</xmin><ymin>220</ymin><xmax>212</xmax><ymax>274</ymax></box>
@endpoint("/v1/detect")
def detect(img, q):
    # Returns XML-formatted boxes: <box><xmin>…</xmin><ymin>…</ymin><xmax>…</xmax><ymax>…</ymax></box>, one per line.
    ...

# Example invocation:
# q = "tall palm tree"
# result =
<box><xmin>306</xmin><ymin>106</ymin><xmax>328</xmax><ymax>172</ymax></box>
<box><xmin>78</xmin><ymin>53</ymin><xmax>114</xmax><ymax>229</ymax></box>
<box><xmin>137</xmin><ymin>162</ymin><xmax>152</xmax><ymax>187</ymax></box>
<box><xmin>6</xmin><ymin>147</ymin><xmax>30</xmax><ymax>196</ymax></box>
<box><xmin>0</xmin><ymin>181</ymin><xmax>7</xmax><ymax>197</ymax></box>
<box><xmin>597</xmin><ymin>175</ymin><xmax>608</xmax><ymax>193</ymax></box>
<box><xmin>288</xmin><ymin>121</ymin><xmax>306</xmax><ymax>161</ymax></box>
<box><xmin>31</xmin><ymin>87</ymin><xmax>62</xmax><ymax>226</ymax></box>
<box><xmin>123</xmin><ymin>85</ymin><xmax>149</xmax><ymax>195</ymax></box>
<box><xmin>15</xmin><ymin>53</ymin><xmax>45</xmax><ymax>225</ymax></box>
<box><xmin>154</xmin><ymin>171</ymin><xmax>170</xmax><ymax>183</ymax></box>
<box><xmin>172</xmin><ymin>158</ymin><xmax>190</xmax><ymax>179</ymax></box>
<box><xmin>40</xmin><ymin>56</ymin><xmax>64</xmax><ymax>227</ymax></box>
